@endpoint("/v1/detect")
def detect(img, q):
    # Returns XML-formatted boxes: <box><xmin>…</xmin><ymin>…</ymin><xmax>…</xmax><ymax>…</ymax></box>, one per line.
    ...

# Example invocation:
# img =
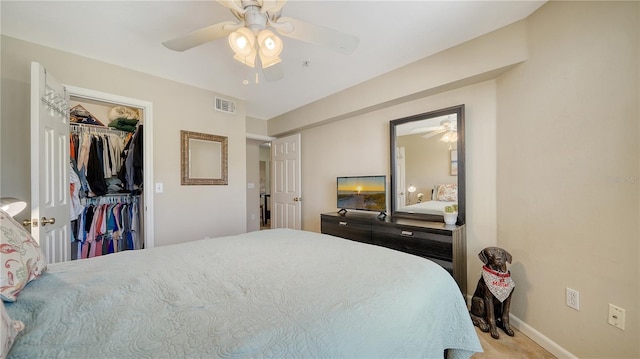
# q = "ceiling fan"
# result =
<box><xmin>419</xmin><ymin>118</ymin><xmax>458</xmax><ymax>143</ymax></box>
<box><xmin>162</xmin><ymin>0</ymin><xmax>359</xmax><ymax>81</ymax></box>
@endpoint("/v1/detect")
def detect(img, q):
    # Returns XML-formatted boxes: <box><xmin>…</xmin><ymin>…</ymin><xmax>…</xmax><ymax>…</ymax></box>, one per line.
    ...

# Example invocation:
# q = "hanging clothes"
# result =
<box><xmin>70</xmin><ymin>124</ymin><xmax>130</xmax><ymax>197</ymax></box>
<box><xmin>72</xmin><ymin>196</ymin><xmax>141</xmax><ymax>260</ymax></box>
<box><xmin>118</xmin><ymin>124</ymin><xmax>144</xmax><ymax>191</ymax></box>
<box><xmin>69</xmin><ymin>164</ymin><xmax>83</xmax><ymax>220</ymax></box>
<box><xmin>87</xmin><ymin>136</ymin><xmax>108</xmax><ymax>196</ymax></box>
<box><xmin>69</xmin><ymin>123</ymin><xmax>143</xmax><ymax>261</ymax></box>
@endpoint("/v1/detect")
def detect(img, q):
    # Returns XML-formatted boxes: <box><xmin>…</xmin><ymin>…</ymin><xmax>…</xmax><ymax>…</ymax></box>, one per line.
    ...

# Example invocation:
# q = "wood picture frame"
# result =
<box><xmin>180</xmin><ymin>130</ymin><xmax>228</xmax><ymax>185</ymax></box>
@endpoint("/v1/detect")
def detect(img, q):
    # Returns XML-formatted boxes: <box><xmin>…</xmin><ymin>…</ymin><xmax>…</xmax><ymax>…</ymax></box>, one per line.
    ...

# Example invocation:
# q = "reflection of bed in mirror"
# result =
<box><xmin>399</xmin><ymin>183</ymin><xmax>458</xmax><ymax>215</ymax></box>
<box><xmin>398</xmin><ymin>200</ymin><xmax>456</xmax><ymax>215</ymax></box>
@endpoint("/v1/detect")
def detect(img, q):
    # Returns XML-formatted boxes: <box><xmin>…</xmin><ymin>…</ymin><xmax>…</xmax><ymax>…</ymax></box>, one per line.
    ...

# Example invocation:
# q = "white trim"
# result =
<box><xmin>246</xmin><ymin>133</ymin><xmax>276</xmax><ymax>142</ymax></box>
<box><xmin>465</xmin><ymin>295</ymin><xmax>577</xmax><ymax>358</ymax></box>
<box><xmin>65</xmin><ymin>85</ymin><xmax>155</xmax><ymax>249</ymax></box>
<box><xmin>508</xmin><ymin>314</ymin><xmax>578</xmax><ymax>359</ymax></box>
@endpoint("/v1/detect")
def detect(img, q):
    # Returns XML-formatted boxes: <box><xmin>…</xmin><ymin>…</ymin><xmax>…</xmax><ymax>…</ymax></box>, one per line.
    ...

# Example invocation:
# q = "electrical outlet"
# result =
<box><xmin>566</xmin><ymin>288</ymin><xmax>580</xmax><ymax>311</ymax></box>
<box><xmin>608</xmin><ymin>304</ymin><xmax>625</xmax><ymax>330</ymax></box>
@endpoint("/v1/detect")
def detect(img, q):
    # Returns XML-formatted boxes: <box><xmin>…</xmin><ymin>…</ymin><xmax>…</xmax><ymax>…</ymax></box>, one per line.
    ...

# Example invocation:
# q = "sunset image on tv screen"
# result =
<box><xmin>337</xmin><ymin>176</ymin><xmax>386</xmax><ymax>212</ymax></box>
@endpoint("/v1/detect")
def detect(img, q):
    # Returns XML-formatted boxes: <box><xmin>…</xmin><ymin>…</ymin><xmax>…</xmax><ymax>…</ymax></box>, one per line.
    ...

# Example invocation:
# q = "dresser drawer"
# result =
<box><xmin>372</xmin><ymin>225</ymin><xmax>453</xmax><ymax>261</ymax></box>
<box><xmin>321</xmin><ymin>216</ymin><xmax>372</xmax><ymax>244</ymax></box>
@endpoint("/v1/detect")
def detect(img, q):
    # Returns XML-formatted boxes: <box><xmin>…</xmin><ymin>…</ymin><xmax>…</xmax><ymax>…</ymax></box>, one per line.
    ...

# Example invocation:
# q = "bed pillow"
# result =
<box><xmin>0</xmin><ymin>208</ymin><xmax>47</xmax><ymax>302</ymax></box>
<box><xmin>436</xmin><ymin>184</ymin><xmax>458</xmax><ymax>202</ymax></box>
<box><xmin>1</xmin><ymin>300</ymin><xmax>25</xmax><ymax>358</ymax></box>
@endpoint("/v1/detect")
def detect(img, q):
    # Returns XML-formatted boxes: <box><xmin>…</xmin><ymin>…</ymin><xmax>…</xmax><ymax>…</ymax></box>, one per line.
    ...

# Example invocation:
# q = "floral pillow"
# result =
<box><xmin>436</xmin><ymin>184</ymin><xmax>458</xmax><ymax>202</ymax></box>
<box><xmin>0</xmin><ymin>209</ymin><xmax>47</xmax><ymax>302</ymax></box>
<box><xmin>1</xmin><ymin>300</ymin><xmax>24</xmax><ymax>358</ymax></box>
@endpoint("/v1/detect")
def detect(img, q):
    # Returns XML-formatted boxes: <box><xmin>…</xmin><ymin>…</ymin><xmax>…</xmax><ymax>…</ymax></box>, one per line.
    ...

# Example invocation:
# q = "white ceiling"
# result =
<box><xmin>1</xmin><ymin>0</ymin><xmax>545</xmax><ymax>120</ymax></box>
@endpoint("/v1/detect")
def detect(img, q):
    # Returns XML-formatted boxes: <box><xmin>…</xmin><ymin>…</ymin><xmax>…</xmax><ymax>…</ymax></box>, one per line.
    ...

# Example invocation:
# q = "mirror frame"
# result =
<box><xmin>389</xmin><ymin>104</ymin><xmax>465</xmax><ymax>224</ymax></box>
<box><xmin>180</xmin><ymin>130</ymin><xmax>228</xmax><ymax>185</ymax></box>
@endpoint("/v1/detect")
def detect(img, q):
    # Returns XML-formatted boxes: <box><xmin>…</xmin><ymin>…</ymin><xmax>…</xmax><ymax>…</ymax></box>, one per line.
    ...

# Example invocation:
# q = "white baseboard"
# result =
<box><xmin>465</xmin><ymin>295</ymin><xmax>577</xmax><ymax>358</ymax></box>
<box><xmin>508</xmin><ymin>314</ymin><xmax>578</xmax><ymax>359</ymax></box>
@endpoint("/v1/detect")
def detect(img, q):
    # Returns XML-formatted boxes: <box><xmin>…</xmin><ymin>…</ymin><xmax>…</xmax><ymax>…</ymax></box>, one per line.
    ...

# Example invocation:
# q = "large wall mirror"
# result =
<box><xmin>181</xmin><ymin>130</ymin><xmax>228</xmax><ymax>185</ymax></box>
<box><xmin>389</xmin><ymin>105</ymin><xmax>465</xmax><ymax>224</ymax></box>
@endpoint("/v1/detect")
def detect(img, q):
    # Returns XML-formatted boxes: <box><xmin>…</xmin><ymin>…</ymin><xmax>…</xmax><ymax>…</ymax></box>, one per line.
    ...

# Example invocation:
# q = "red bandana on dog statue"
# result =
<box><xmin>481</xmin><ymin>265</ymin><xmax>515</xmax><ymax>303</ymax></box>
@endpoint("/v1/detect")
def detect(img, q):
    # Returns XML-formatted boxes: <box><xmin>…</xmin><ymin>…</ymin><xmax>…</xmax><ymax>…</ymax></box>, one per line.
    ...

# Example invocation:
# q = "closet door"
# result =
<box><xmin>29</xmin><ymin>62</ymin><xmax>72</xmax><ymax>263</ymax></box>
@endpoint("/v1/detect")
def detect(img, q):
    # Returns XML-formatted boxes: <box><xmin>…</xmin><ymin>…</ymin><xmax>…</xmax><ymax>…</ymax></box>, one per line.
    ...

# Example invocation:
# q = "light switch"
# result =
<box><xmin>155</xmin><ymin>183</ymin><xmax>163</xmax><ymax>193</ymax></box>
<box><xmin>248</xmin><ymin>182</ymin><xmax>255</xmax><ymax>189</ymax></box>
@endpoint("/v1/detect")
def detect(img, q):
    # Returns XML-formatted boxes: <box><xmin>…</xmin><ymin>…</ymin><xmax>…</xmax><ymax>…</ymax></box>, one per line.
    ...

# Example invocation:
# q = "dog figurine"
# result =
<box><xmin>469</xmin><ymin>247</ymin><xmax>515</xmax><ymax>339</ymax></box>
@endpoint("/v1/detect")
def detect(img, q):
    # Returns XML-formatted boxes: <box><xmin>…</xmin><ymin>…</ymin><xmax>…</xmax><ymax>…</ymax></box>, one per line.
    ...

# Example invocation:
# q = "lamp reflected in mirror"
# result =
<box><xmin>0</xmin><ymin>197</ymin><xmax>27</xmax><ymax>217</ymax></box>
<box><xmin>407</xmin><ymin>185</ymin><xmax>416</xmax><ymax>204</ymax></box>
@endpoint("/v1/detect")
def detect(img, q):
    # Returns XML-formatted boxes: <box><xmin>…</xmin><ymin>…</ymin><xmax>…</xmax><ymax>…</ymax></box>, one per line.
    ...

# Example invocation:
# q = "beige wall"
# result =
<box><xmin>259</xmin><ymin>145</ymin><xmax>271</xmax><ymax>195</ymax></box>
<box><xmin>497</xmin><ymin>2</ymin><xmax>639</xmax><ymax>358</ymax></box>
<box><xmin>299</xmin><ymin>81</ymin><xmax>498</xmax><ymax>297</ymax></box>
<box><xmin>268</xmin><ymin>20</ymin><xmax>527</xmax><ymax>136</ymax></box>
<box><xmin>246</xmin><ymin>139</ymin><xmax>262</xmax><ymax>232</ymax></box>
<box><xmin>398</xmin><ymin>133</ymin><xmax>457</xmax><ymax>202</ymax></box>
<box><xmin>1</xmin><ymin>1</ymin><xmax>637</xmax><ymax>357</ymax></box>
<box><xmin>246</xmin><ymin>116</ymin><xmax>268</xmax><ymax>137</ymax></box>
<box><xmin>245</xmin><ymin>116</ymin><xmax>271</xmax><ymax>230</ymax></box>
<box><xmin>267</xmin><ymin>1</ymin><xmax>639</xmax><ymax>357</ymax></box>
<box><xmin>0</xmin><ymin>36</ymin><xmax>248</xmax><ymax>247</ymax></box>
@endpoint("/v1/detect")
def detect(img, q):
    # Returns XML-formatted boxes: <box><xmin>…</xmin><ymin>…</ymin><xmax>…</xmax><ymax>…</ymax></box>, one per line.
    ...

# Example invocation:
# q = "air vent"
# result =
<box><xmin>215</xmin><ymin>97</ymin><xmax>236</xmax><ymax>114</ymax></box>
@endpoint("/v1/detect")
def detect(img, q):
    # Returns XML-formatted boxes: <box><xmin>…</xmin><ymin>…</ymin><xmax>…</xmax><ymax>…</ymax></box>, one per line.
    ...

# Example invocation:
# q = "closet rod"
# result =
<box><xmin>70</xmin><ymin>123</ymin><xmax>129</xmax><ymax>136</ymax></box>
<box><xmin>81</xmin><ymin>193</ymin><xmax>138</xmax><ymax>205</ymax></box>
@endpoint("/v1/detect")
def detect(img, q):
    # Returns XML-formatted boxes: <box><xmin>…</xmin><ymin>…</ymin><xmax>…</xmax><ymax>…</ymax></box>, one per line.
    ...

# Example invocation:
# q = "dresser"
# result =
<box><xmin>321</xmin><ymin>211</ymin><xmax>466</xmax><ymax>295</ymax></box>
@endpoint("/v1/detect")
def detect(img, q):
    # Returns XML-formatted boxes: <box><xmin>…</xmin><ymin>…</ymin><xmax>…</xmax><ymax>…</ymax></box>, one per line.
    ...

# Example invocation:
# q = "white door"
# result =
<box><xmin>271</xmin><ymin>133</ymin><xmax>301</xmax><ymax>229</ymax></box>
<box><xmin>396</xmin><ymin>146</ymin><xmax>406</xmax><ymax>208</ymax></box>
<box><xmin>29</xmin><ymin>62</ymin><xmax>71</xmax><ymax>263</ymax></box>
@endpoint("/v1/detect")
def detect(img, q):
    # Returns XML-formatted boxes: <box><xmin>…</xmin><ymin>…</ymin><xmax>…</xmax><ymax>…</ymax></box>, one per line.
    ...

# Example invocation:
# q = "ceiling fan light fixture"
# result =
<box><xmin>259</xmin><ymin>52</ymin><xmax>281</xmax><ymax>68</ymax></box>
<box><xmin>257</xmin><ymin>30</ymin><xmax>283</xmax><ymax>58</ymax></box>
<box><xmin>233</xmin><ymin>46</ymin><xmax>257</xmax><ymax>68</ymax></box>
<box><xmin>440</xmin><ymin>131</ymin><xmax>458</xmax><ymax>143</ymax></box>
<box><xmin>228</xmin><ymin>27</ymin><xmax>255</xmax><ymax>57</ymax></box>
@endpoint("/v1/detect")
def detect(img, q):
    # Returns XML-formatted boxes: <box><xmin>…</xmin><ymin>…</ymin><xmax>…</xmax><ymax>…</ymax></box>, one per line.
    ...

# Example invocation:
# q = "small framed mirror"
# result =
<box><xmin>181</xmin><ymin>130</ymin><xmax>228</xmax><ymax>185</ymax></box>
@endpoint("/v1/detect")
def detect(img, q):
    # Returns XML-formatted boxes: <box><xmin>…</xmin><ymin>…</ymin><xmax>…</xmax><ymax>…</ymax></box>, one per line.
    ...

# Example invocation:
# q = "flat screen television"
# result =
<box><xmin>337</xmin><ymin>175</ymin><xmax>386</xmax><ymax>216</ymax></box>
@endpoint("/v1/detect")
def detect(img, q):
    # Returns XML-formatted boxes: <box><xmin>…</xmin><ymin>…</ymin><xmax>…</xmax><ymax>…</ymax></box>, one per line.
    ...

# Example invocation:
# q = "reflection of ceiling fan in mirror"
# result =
<box><xmin>162</xmin><ymin>0</ymin><xmax>359</xmax><ymax>81</ymax></box>
<box><xmin>421</xmin><ymin>119</ymin><xmax>457</xmax><ymax>143</ymax></box>
<box><xmin>407</xmin><ymin>115</ymin><xmax>457</xmax><ymax>143</ymax></box>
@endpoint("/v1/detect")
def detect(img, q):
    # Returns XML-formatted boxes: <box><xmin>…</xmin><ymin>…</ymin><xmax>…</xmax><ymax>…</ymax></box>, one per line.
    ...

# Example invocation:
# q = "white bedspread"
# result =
<box><xmin>6</xmin><ymin>229</ymin><xmax>481</xmax><ymax>358</ymax></box>
<box><xmin>398</xmin><ymin>200</ymin><xmax>456</xmax><ymax>215</ymax></box>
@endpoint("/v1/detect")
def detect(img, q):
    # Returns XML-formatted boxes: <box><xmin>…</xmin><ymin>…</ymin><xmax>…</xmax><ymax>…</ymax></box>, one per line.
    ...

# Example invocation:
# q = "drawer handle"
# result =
<box><xmin>339</xmin><ymin>221</ymin><xmax>348</xmax><ymax>226</ymax></box>
<box><xmin>401</xmin><ymin>230</ymin><xmax>413</xmax><ymax>236</ymax></box>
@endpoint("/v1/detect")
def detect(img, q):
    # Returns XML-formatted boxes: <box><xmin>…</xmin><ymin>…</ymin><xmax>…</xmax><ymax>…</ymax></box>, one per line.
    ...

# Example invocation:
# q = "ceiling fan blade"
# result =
<box><xmin>273</xmin><ymin>17</ymin><xmax>358</xmax><ymax>55</ymax></box>
<box><xmin>260</xmin><ymin>0</ymin><xmax>287</xmax><ymax>14</ymax></box>
<box><xmin>410</xmin><ymin>125</ymin><xmax>443</xmax><ymax>134</ymax></box>
<box><xmin>216</xmin><ymin>0</ymin><xmax>244</xmax><ymax>13</ymax></box>
<box><xmin>162</xmin><ymin>21</ymin><xmax>240</xmax><ymax>52</ymax></box>
<box><xmin>421</xmin><ymin>129</ymin><xmax>446</xmax><ymax>139</ymax></box>
<box><xmin>262</xmin><ymin>62</ymin><xmax>284</xmax><ymax>81</ymax></box>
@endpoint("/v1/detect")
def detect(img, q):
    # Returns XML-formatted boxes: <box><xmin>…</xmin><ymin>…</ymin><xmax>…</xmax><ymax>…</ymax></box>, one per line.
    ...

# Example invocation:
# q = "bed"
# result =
<box><xmin>3</xmin><ymin>227</ymin><xmax>482</xmax><ymax>359</ymax></box>
<box><xmin>398</xmin><ymin>200</ymin><xmax>456</xmax><ymax>215</ymax></box>
<box><xmin>399</xmin><ymin>183</ymin><xmax>458</xmax><ymax>215</ymax></box>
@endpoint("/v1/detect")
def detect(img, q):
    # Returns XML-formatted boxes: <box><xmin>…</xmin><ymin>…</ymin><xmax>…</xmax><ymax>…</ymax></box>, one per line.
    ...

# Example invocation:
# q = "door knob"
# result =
<box><xmin>293</xmin><ymin>197</ymin><xmax>301</xmax><ymax>202</ymax></box>
<box><xmin>23</xmin><ymin>219</ymin><xmax>38</xmax><ymax>227</ymax></box>
<box><xmin>41</xmin><ymin>217</ymin><xmax>56</xmax><ymax>226</ymax></box>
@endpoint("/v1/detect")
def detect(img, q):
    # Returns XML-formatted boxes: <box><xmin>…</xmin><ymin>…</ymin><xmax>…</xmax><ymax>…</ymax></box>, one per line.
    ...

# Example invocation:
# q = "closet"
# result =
<box><xmin>68</xmin><ymin>97</ymin><xmax>145</xmax><ymax>260</ymax></box>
